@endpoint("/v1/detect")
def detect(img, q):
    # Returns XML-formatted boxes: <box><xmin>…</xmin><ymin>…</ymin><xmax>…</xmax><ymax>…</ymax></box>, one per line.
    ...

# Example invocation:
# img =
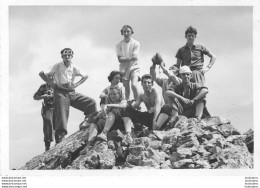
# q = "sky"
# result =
<box><xmin>7</xmin><ymin>6</ymin><xmax>253</xmax><ymax>169</ymax></box>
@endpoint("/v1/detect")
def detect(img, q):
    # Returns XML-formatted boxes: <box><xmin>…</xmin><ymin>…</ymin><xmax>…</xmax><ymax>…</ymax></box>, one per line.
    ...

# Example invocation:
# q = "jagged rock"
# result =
<box><xmin>19</xmin><ymin>116</ymin><xmax>253</xmax><ymax>170</ymax></box>
<box><xmin>201</xmin><ymin>116</ymin><xmax>231</xmax><ymax>126</ymax></box>
<box><xmin>226</xmin><ymin>135</ymin><xmax>247</xmax><ymax>147</ymax></box>
<box><xmin>243</xmin><ymin>129</ymin><xmax>254</xmax><ymax>153</ymax></box>
<box><xmin>171</xmin><ymin>116</ymin><xmax>189</xmax><ymax>131</ymax></box>
<box><xmin>217</xmin><ymin>143</ymin><xmax>253</xmax><ymax>169</ymax></box>
<box><xmin>161</xmin><ymin>144</ymin><xmax>172</xmax><ymax>152</ymax></box>
<box><xmin>160</xmin><ymin>160</ymin><xmax>172</xmax><ymax>169</ymax></box>
<box><xmin>217</xmin><ymin>124</ymin><xmax>241</xmax><ymax>138</ymax></box>
<box><xmin>193</xmin><ymin>159</ymin><xmax>211</xmax><ymax>169</ymax></box>
<box><xmin>171</xmin><ymin>159</ymin><xmax>193</xmax><ymax>169</ymax></box>
<box><xmin>126</xmin><ymin>153</ymin><xmax>143</xmax><ymax>166</ymax></box>
<box><xmin>203</xmin><ymin>133</ymin><xmax>227</xmax><ymax>149</ymax></box>
<box><xmin>148</xmin><ymin>140</ymin><xmax>162</xmax><ymax>150</ymax></box>
<box><xmin>19</xmin><ymin>130</ymin><xmax>89</xmax><ymax>170</ymax></box>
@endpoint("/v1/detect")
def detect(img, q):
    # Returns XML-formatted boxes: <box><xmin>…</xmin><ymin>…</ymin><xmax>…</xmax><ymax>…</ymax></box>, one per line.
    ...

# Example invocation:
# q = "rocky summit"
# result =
<box><xmin>19</xmin><ymin>116</ymin><xmax>253</xmax><ymax>170</ymax></box>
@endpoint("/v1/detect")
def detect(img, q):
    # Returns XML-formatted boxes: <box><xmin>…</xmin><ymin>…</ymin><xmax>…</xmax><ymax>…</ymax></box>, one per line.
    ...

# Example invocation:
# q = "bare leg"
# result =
<box><xmin>130</xmin><ymin>74</ymin><xmax>139</xmax><ymax>100</ymax></box>
<box><xmin>103</xmin><ymin>112</ymin><xmax>115</xmax><ymax>132</ymax></box>
<box><xmin>88</xmin><ymin>123</ymin><xmax>98</xmax><ymax>143</ymax></box>
<box><xmin>155</xmin><ymin>109</ymin><xmax>178</xmax><ymax>130</ymax></box>
<box><xmin>195</xmin><ymin>102</ymin><xmax>204</xmax><ymax>119</ymax></box>
<box><xmin>123</xmin><ymin>80</ymin><xmax>130</xmax><ymax>100</ymax></box>
<box><xmin>122</xmin><ymin>117</ymin><xmax>133</xmax><ymax>133</ymax></box>
<box><xmin>96</xmin><ymin>112</ymin><xmax>115</xmax><ymax>141</ymax></box>
<box><xmin>122</xmin><ymin>117</ymin><xmax>133</xmax><ymax>144</ymax></box>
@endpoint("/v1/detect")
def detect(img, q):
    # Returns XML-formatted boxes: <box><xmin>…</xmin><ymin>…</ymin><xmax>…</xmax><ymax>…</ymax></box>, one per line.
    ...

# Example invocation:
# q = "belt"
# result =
<box><xmin>189</xmin><ymin>66</ymin><xmax>203</xmax><ymax>71</ymax></box>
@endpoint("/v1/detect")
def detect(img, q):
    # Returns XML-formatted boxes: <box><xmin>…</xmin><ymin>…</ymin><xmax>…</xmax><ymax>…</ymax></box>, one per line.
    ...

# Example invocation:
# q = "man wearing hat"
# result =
<box><xmin>39</xmin><ymin>48</ymin><xmax>97</xmax><ymax>143</ymax></box>
<box><xmin>153</xmin><ymin>65</ymin><xmax>209</xmax><ymax>130</ymax></box>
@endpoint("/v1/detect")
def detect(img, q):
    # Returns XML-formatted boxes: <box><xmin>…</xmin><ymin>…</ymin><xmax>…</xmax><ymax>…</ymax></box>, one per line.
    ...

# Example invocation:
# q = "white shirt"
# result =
<box><xmin>116</xmin><ymin>38</ymin><xmax>140</xmax><ymax>58</ymax></box>
<box><xmin>45</xmin><ymin>62</ymin><xmax>84</xmax><ymax>86</ymax></box>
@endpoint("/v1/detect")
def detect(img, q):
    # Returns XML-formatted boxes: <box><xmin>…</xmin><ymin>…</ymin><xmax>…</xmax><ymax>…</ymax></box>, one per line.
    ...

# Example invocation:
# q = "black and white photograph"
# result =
<box><xmin>1</xmin><ymin>0</ymin><xmax>260</xmax><ymax>187</ymax></box>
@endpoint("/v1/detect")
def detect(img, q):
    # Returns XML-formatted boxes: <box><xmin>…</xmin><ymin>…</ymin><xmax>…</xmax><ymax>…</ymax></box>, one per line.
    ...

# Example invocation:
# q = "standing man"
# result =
<box><xmin>39</xmin><ymin>48</ymin><xmax>97</xmax><ymax>143</ymax></box>
<box><xmin>116</xmin><ymin>25</ymin><xmax>140</xmax><ymax>100</ymax></box>
<box><xmin>33</xmin><ymin>82</ymin><xmax>55</xmax><ymax>151</ymax></box>
<box><xmin>174</xmin><ymin>26</ymin><xmax>216</xmax><ymax>86</ymax></box>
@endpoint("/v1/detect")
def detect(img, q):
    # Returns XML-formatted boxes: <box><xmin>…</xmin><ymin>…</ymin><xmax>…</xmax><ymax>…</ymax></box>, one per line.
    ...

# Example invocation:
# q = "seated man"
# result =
<box><xmin>121</xmin><ymin>74</ymin><xmax>164</xmax><ymax>132</ymax></box>
<box><xmin>153</xmin><ymin>66</ymin><xmax>209</xmax><ymax>130</ymax></box>
<box><xmin>80</xmin><ymin>86</ymin><xmax>132</xmax><ymax>154</ymax></box>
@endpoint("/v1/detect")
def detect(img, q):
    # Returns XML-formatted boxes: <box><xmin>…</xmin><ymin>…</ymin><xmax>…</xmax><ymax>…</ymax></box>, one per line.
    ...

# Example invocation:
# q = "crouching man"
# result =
<box><xmin>153</xmin><ymin>66</ymin><xmax>209</xmax><ymax>130</ymax></box>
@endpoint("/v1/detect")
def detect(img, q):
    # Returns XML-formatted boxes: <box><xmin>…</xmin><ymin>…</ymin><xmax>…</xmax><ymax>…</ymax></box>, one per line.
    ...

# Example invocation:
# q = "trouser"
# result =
<box><xmin>160</xmin><ymin>98</ymin><xmax>210</xmax><ymax>119</ymax></box>
<box><xmin>122</xmin><ymin>106</ymin><xmax>154</xmax><ymax>130</ymax></box>
<box><xmin>54</xmin><ymin>89</ymin><xmax>97</xmax><ymax>135</ymax></box>
<box><xmin>41</xmin><ymin>105</ymin><xmax>55</xmax><ymax>143</ymax></box>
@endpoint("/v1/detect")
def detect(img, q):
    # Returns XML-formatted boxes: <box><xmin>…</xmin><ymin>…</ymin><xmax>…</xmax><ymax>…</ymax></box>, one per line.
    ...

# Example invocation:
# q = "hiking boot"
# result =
<box><xmin>55</xmin><ymin>134</ymin><xmax>65</xmax><ymax>144</ymax></box>
<box><xmin>96</xmin><ymin>131</ymin><xmax>107</xmax><ymax>142</ymax></box>
<box><xmin>45</xmin><ymin>145</ymin><xmax>50</xmax><ymax>151</ymax></box>
<box><xmin>125</xmin><ymin>133</ymin><xmax>133</xmax><ymax>144</ymax></box>
<box><xmin>79</xmin><ymin>119</ymin><xmax>91</xmax><ymax>130</ymax></box>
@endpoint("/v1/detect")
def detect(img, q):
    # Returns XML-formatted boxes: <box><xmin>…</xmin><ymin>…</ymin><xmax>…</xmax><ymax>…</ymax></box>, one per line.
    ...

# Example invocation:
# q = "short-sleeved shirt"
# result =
<box><xmin>116</xmin><ymin>38</ymin><xmax>140</xmax><ymax>70</ymax></box>
<box><xmin>45</xmin><ymin>62</ymin><xmax>85</xmax><ymax>87</ymax></box>
<box><xmin>175</xmin><ymin>44</ymin><xmax>210</xmax><ymax>68</ymax></box>
<box><xmin>172</xmin><ymin>82</ymin><xmax>207</xmax><ymax>107</ymax></box>
<box><xmin>34</xmin><ymin>84</ymin><xmax>54</xmax><ymax>106</ymax></box>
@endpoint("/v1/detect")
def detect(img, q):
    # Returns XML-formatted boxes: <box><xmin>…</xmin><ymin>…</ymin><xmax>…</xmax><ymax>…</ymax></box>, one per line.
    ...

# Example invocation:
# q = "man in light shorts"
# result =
<box><xmin>116</xmin><ymin>25</ymin><xmax>140</xmax><ymax>100</ymax></box>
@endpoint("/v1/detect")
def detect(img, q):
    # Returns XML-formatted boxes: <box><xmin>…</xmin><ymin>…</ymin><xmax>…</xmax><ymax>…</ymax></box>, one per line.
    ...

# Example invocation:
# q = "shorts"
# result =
<box><xmin>122</xmin><ymin>106</ymin><xmax>154</xmax><ymax>130</ymax></box>
<box><xmin>120</xmin><ymin>62</ymin><xmax>140</xmax><ymax>81</ymax></box>
<box><xmin>190</xmin><ymin>69</ymin><xmax>205</xmax><ymax>86</ymax></box>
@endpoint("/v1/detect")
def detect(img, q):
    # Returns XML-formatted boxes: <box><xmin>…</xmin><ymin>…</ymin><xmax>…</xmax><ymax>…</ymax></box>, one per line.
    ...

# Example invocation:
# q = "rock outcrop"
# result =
<box><xmin>19</xmin><ymin>116</ymin><xmax>253</xmax><ymax>170</ymax></box>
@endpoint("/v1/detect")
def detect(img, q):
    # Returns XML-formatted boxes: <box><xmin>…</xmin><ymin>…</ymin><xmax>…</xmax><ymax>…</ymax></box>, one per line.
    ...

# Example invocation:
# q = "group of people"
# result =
<box><xmin>33</xmin><ymin>25</ymin><xmax>216</xmax><ymax>152</ymax></box>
